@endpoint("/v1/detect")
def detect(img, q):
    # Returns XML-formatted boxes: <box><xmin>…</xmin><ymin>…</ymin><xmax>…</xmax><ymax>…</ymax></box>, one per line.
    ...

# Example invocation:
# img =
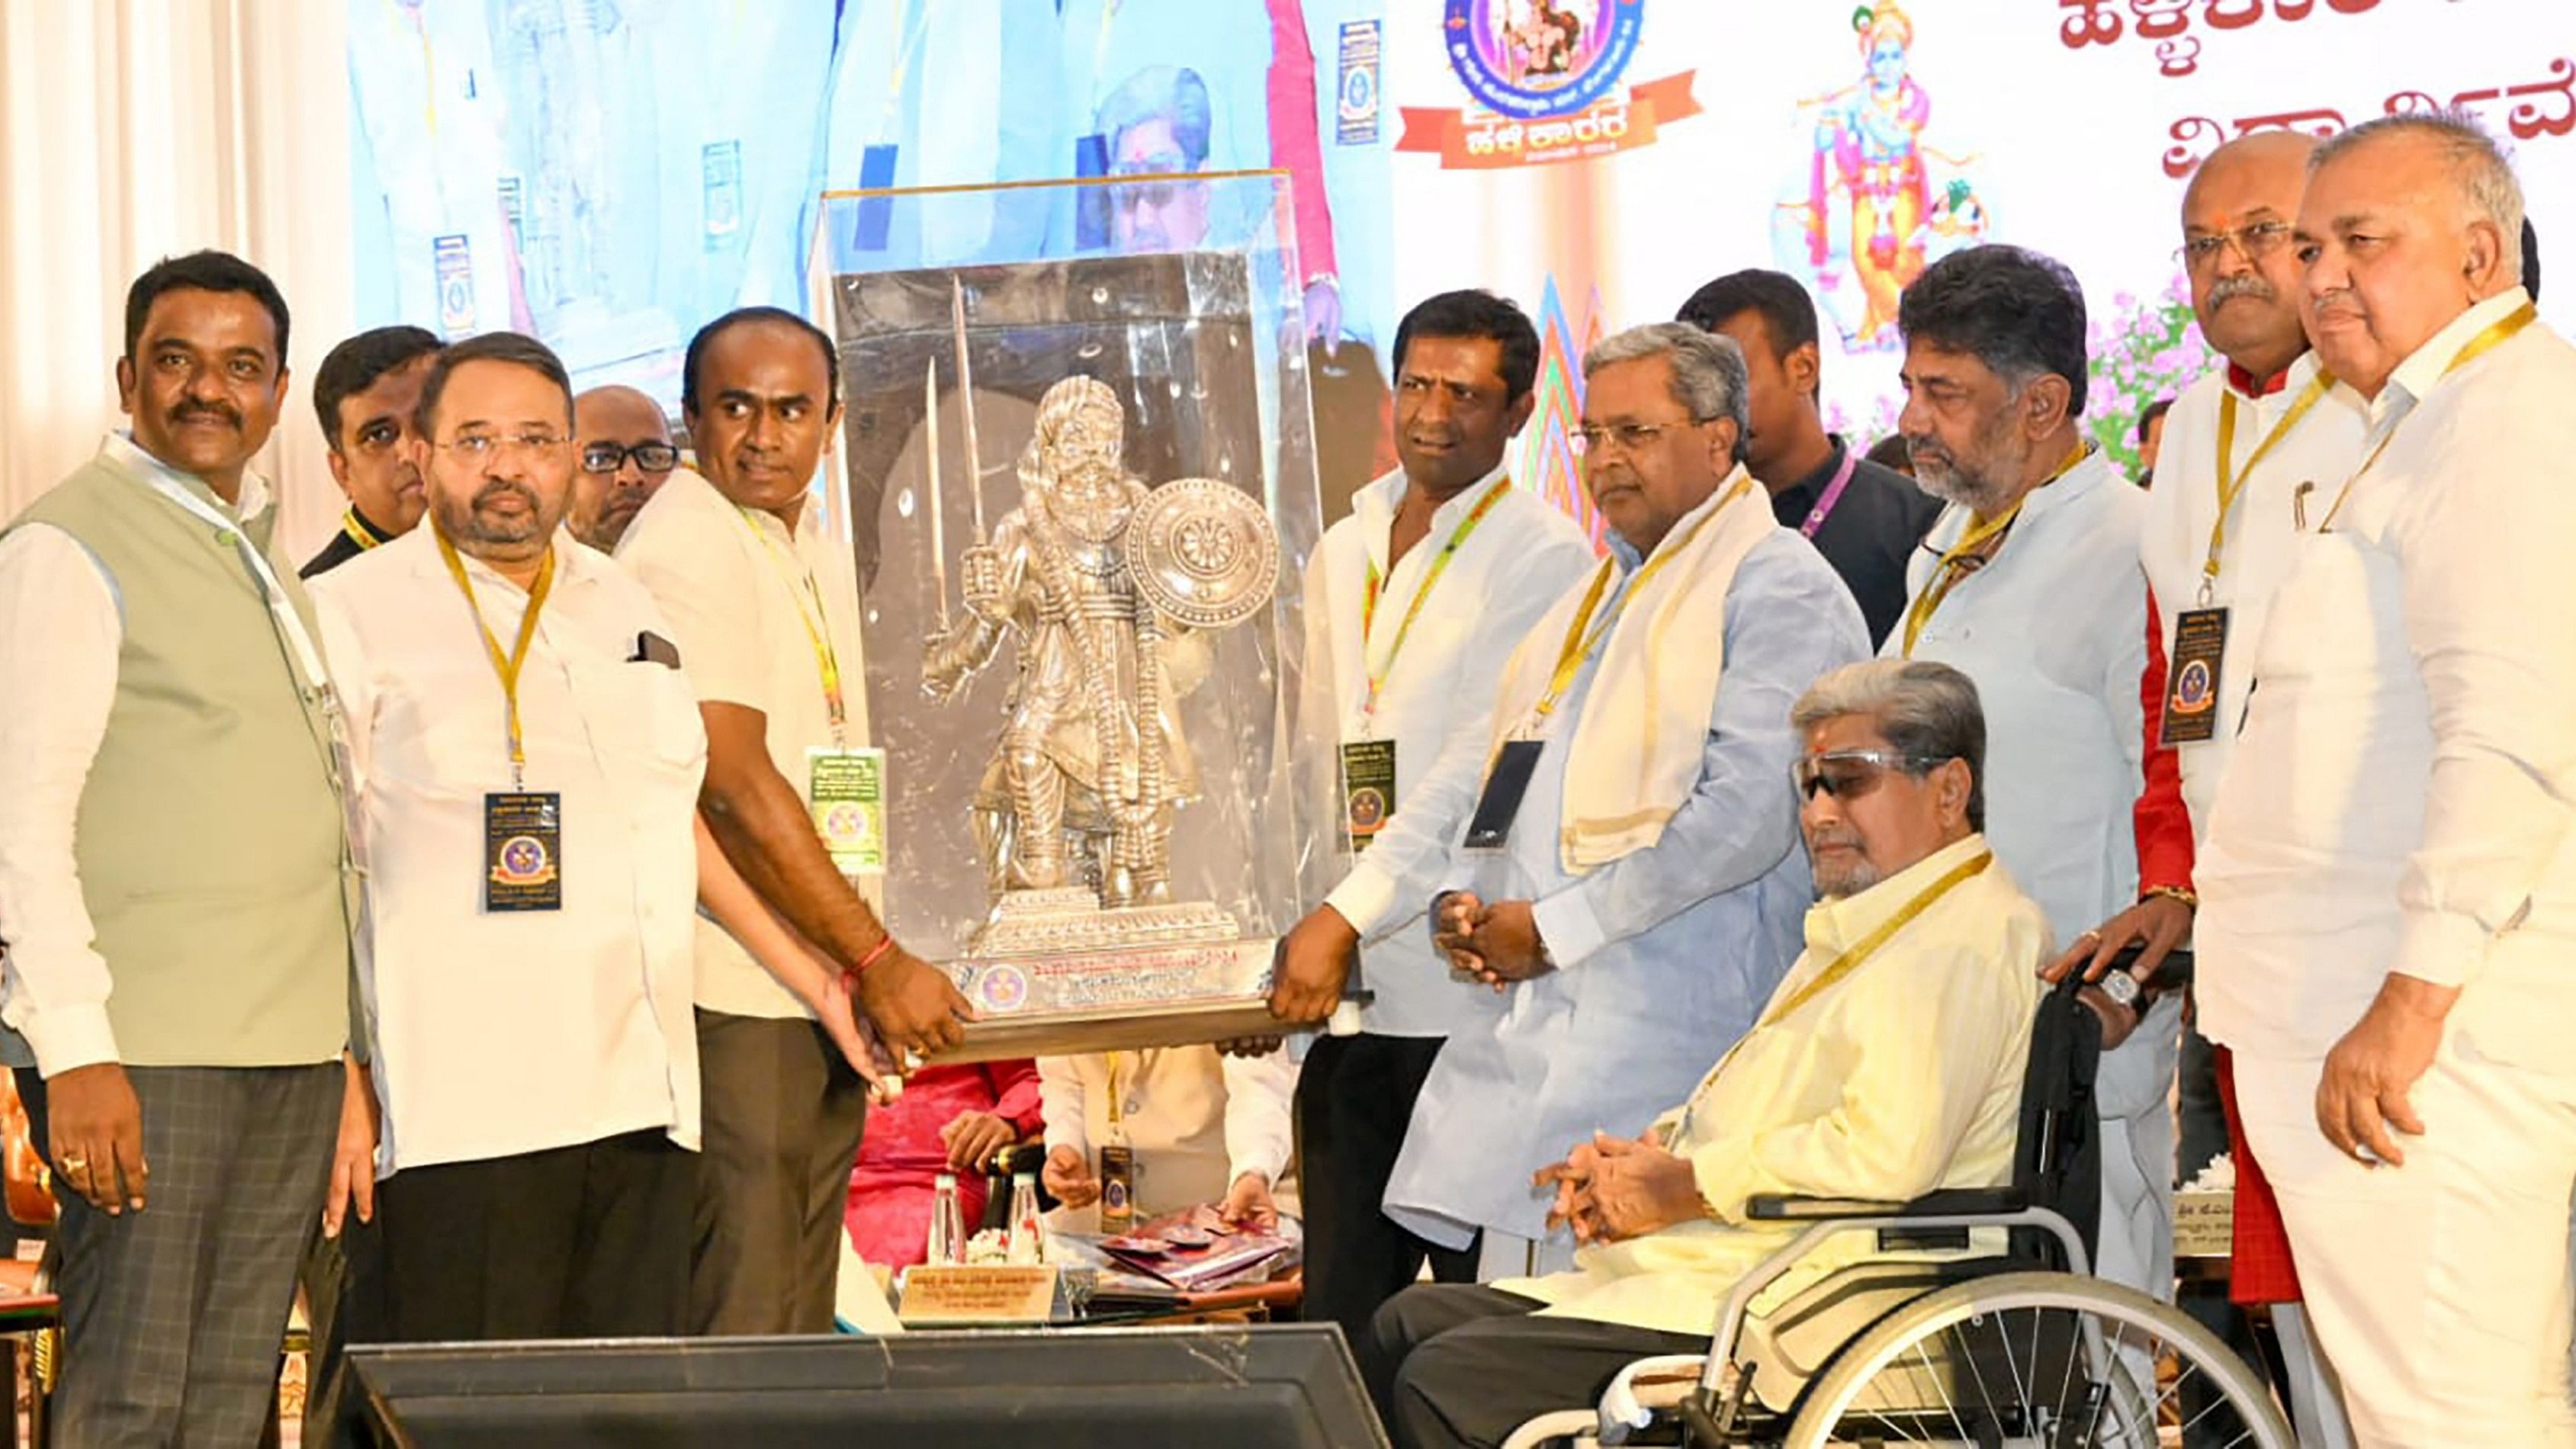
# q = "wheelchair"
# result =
<box><xmin>1500</xmin><ymin>970</ymin><xmax>2295</xmax><ymax>1449</ymax></box>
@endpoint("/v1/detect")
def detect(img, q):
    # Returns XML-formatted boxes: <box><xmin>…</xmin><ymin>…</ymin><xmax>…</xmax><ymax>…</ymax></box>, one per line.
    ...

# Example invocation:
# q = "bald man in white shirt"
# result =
<box><xmin>2196</xmin><ymin>113</ymin><xmax>2576</xmax><ymax>1447</ymax></box>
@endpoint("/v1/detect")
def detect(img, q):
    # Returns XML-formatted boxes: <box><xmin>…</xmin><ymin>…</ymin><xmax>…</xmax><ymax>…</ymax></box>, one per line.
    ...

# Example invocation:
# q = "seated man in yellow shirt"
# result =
<box><xmin>1362</xmin><ymin>658</ymin><xmax>2048</xmax><ymax>1449</ymax></box>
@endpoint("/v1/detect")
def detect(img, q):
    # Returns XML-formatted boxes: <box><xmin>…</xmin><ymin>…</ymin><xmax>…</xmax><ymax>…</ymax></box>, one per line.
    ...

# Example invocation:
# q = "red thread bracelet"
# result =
<box><xmin>853</xmin><ymin>935</ymin><xmax>898</xmax><ymax>974</ymax></box>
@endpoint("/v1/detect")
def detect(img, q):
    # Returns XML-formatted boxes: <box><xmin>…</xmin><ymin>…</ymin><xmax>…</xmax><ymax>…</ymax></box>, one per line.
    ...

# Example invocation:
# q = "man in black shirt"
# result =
<box><xmin>300</xmin><ymin>325</ymin><xmax>442</xmax><ymax>577</ymax></box>
<box><xmin>1678</xmin><ymin>270</ymin><xmax>1938</xmax><ymax>646</ymax></box>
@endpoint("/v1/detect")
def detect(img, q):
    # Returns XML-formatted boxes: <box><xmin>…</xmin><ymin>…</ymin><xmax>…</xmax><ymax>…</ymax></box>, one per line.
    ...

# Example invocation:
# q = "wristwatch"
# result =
<box><xmin>2097</xmin><ymin>969</ymin><xmax>2144</xmax><ymax>1013</ymax></box>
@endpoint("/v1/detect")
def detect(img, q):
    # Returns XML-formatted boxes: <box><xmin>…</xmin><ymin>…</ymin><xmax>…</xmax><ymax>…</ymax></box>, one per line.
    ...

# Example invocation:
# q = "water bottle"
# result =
<box><xmin>927</xmin><ymin>1171</ymin><xmax>965</xmax><ymax>1265</ymax></box>
<box><xmin>1006</xmin><ymin>1170</ymin><xmax>1044</xmax><ymax>1264</ymax></box>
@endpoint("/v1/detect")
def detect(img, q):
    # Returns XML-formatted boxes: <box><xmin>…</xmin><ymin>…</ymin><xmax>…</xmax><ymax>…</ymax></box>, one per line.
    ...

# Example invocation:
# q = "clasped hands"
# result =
<box><xmin>1534</xmin><ymin>1127</ymin><xmax>1705</xmax><ymax>1245</ymax></box>
<box><xmin>1433</xmin><ymin>892</ymin><xmax>1553</xmax><ymax>991</ymax></box>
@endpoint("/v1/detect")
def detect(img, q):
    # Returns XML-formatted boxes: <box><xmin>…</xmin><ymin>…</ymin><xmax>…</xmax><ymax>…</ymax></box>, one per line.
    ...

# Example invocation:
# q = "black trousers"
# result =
<box><xmin>372</xmin><ymin>1129</ymin><xmax>692</xmax><ymax>1342</ymax></box>
<box><xmin>1296</xmin><ymin>1033</ymin><xmax>1480</xmax><ymax>1352</ymax></box>
<box><xmin>17</xmin><ymin>1062</ymin><xmax>340</xmax><ymax>1449</ymax></box>
<box><xmin>1363</xmin><ymin>1284</ymin><xmax>1711</xmax><ymax>1449</ymax></box>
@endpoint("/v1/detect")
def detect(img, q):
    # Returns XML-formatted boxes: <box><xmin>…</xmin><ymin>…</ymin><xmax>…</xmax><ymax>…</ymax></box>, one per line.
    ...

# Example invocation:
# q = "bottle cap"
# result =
<box><xmin>934</xmin><ymin>1171</ymin><xmax>958</xmax><ymax>1187</ymax></box>
<box><xmin>1013</xmin><ymin>1170</ymin><xmax>1037</xmax><ymax>1184</ymax></box>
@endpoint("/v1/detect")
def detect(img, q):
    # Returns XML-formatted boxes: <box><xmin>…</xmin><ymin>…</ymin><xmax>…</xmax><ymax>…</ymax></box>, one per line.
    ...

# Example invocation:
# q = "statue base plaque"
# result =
<box><xmin>926</xmin><ymin>889</ymin><xmax>1278</xmax><ymax>1065</ymax></box>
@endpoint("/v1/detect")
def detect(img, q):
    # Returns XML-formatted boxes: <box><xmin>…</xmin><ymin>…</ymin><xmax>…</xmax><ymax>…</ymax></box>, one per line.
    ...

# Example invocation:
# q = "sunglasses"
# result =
<box><xmin>1792</xmin><ymin>749</ymin><xmax>1949</xmax><ymax>802</ymax></box>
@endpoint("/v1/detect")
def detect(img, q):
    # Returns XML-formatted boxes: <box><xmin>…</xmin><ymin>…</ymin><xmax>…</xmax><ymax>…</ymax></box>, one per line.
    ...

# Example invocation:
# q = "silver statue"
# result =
<box><xmin>923</xmin><ymin>374</ymin><xmax>1277</xmax><ymax>940</ymax></box>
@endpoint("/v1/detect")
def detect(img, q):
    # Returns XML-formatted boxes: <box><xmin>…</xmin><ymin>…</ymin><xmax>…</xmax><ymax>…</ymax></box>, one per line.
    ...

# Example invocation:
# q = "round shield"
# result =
<box><xmin>1123</xmin><ymin>477</ymin><xmax>1280</xmax><ymax>629</ymax></box>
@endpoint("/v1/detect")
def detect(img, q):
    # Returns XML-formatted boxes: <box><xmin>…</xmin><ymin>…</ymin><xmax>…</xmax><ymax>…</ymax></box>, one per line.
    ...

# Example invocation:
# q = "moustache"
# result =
<box><xmin>172</xmin><ymin>401</ymin><xmax>240</xmax><ymax>428</ymax></box>
<box><xmin>1906</xmin><ymin>436</ymin><xmax>1952</xmax><ymax>469</ymax></box>
<box><xmin>2206</xmin><ymin>274</ymin><xmax>2275</xmax><ymax>307</ymax></box>
<box><xmin>473</xmin><ymin>480</ymin><xmax>540</xmax><ymax>513</ymax></box>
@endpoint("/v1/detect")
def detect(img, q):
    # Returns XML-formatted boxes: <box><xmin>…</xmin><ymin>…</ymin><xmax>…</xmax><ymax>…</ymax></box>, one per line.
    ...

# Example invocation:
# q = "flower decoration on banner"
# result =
<box><xmin>1517</xmin><ymin>274</ymin><xmax>1609</xmax><ymax>548</ymax></box>
<box><xmin>2084</xmin><ymin>269</ymin><xmax>2213</xmax><ymax>478</ymax></box>
<box><xmin>1399</xmin><ymin>2</ymin><xmax>1701</xmax><ymax>169</ymax></box>
<box><xmin>1823</xmin><ymin>393</ymin><xmax>1904</xmax><ymax>455</ymax></box>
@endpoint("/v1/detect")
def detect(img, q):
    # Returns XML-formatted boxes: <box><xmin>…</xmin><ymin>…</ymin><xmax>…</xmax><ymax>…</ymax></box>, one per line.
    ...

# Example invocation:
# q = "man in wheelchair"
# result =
<box><xmin>1362</xmin><ymin>659</ymin><xmax>2051</xmax><ymax>1448</ymax></box>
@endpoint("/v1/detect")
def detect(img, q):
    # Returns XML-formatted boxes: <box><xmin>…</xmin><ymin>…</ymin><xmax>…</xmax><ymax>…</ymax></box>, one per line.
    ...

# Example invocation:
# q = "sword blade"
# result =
<box><xmin>924</xmin><ymin>355</ymin><xmax>948</xmax><ymax>630</ymax></box>
<box><xmin>952</xmin><ymin>273</ymin><xmax>988</xmax><ymax>542</ymax></box>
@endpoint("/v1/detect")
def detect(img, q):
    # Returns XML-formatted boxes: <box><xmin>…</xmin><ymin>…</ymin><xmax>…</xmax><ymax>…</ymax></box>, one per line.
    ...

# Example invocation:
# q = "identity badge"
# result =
<box><xmin>809</xmin><ymin>747</ymin><xmax>888</xmax><ymax>876</ymax></box>
<box><xmin>1462</xmin><ymin>741</ymin><xmax>1545</xmax><ymax>851</ymax></box>
<box><xmin>1339</xmin><ymin>739</ymin><xmax>1396</xmax><ymax>853</ymax></box>
<box><xmin>1099</xmin><ymin>1144</ymin><xmax>1137</xmax><ymax>1232</ymax></box>
<box><xmin>1337</xmin><ymin>20</ymin><xmax>1383</xmax><ymax>146</ymax></box>
<box><xmin>702</xmin><ymin>140</ymin><xmax>743</xmax><ymax>249</ymax></box>
<box><xmin>484</xmin><ymin>791</ymin><xmax>563</xmax><ymax>913</ymax></box>
<box><xmin>496</xmin><ymin>175</ymin><xmax>525</xmax><ymax>253</ymax></box>
<box><xmin>432</xmin><ymin>235</ymin><xmax>475</xmax><ymax>339</ymax></box>
<box><xmin>2160</xmin><ymin>608</ymin><xmax>2230</xmax><ymax>746</ymax></box>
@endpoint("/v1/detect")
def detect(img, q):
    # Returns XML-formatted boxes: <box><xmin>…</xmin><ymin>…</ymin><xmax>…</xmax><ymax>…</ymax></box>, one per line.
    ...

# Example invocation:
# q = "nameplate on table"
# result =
<box><xmin>898</xmin><ymin>1264</ymin><xmax>1060</xmax><ymax>1324</ymax></box>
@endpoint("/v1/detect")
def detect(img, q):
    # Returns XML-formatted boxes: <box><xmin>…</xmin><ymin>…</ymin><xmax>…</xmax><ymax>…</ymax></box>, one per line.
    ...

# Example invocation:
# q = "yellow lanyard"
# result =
<box><xmin>1524</xmin><ymin>474</ymin><xmax>1749</xmax><ymax>731</ymax></box>
<box><xmin>340</xmin><ymin>509</ymin><xmax>387</xmax><ymax>554</ymax></box>
<box><xmin>433</xmin><ymin>525</ymin><xmax>557</xmax><ymax>789</ymax></box>
<box><xmin>1899</xmin><ymin>440</ymin><xmax>2089</xmax><ymax>658</ymax></box>
<box><xmin>740</xmin><ymin>510</ymin><xmax>849</xmax><ymax>747</ymax></box>
<box><xmin>1359</xmin><ymin>476</ymin><xmax>1512</xmax><ymax>722</ymax></box>
<box><xmin>2317</xmin><ymin>302</ymin><xmax>2537</xmax><ymax>535</ymax></box>
<box><xmin>1682</xmin><ymin>849</ymin><xmax>1991</xmax><ymax>1134</ymax></box>
<box><xmin>2203</xmin><ymin>371</ymin><xmax>2333</xmax><ymax>604</ymax></box>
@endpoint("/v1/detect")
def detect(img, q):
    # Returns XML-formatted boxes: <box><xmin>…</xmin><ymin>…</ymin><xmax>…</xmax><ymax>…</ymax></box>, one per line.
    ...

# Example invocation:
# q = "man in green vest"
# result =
<box><xmin>0</xmin><ymin>250</ymin><xmax>354</xmax><ymax>1444</ymax></box>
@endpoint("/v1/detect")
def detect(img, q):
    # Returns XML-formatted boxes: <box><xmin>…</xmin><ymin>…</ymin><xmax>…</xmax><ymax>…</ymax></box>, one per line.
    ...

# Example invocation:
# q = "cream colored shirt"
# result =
<box><xmin>2199</xmin><ymin>288</ymin><xmax>2576</xmax><ymax>1068</ymax></box>
<box><xmin>617</xmin><ymin>468</ymin><xmax>872</xmax><ymax>1019</ymax></box>
<box><xmin>311</xmin><ymin>529</ymin><xmax>705</xmax><ymax>1174</ymax></box>
<box><xmin>1499</xmin><ymin>834</ymin><xmax>2047</xmax><ymax>1336</ymax></box>
<box><xmin>1038</xmin><ymin>1044</ymin><xmax>1297</xmax><ymax>1232</ymax></box>
<box><xmin>2139</xmin><ymin>352</ymin><xmax>2369</xmax><ymax>833</ymax></box>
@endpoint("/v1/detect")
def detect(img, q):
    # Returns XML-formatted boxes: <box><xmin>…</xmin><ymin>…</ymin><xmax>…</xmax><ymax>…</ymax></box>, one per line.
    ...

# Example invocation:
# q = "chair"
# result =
<box><xmin>1501</xmin><ymin>972</ymin><xmax>2294</xmax><ymax>1449</ymax></box>
<box><xmin>0</xmin><ymin>1071</ymin><xmax>58</xmax><ymax>1447</ymax></box>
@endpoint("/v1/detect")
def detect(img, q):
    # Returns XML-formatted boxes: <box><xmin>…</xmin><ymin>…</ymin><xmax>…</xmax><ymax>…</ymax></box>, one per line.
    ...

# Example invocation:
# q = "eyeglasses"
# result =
<box><xmin>581</xmin><ymin>441</ymin><xmax>681</xmax><ymax>474</ymax></box>
<box><xmin>1792</xmin><ymin>749</ymin><xmax>1949</xmax><ymax>802</ymax></box>
<box><xmin>1572</xmin><ymin>416</ymin><xmax>1712</xmax><ymax>457</ymax></box>
<box><xmin>435</xmin><ymin>431</ymin><xmax>570</xmax><ymax>461</ymax></box>
<box><xmin>2176</xmin><ymin>220</ymin><xmax>2294</xmax><ymax>270</ymax></box>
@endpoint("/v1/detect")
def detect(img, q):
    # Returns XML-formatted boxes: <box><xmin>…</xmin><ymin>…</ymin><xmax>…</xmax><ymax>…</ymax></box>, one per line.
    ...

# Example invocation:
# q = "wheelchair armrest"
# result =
<box><xmin>1744</xmin><ymin>1186</ymin><xmax>2030</xmax><ymax>1222</ymax></box>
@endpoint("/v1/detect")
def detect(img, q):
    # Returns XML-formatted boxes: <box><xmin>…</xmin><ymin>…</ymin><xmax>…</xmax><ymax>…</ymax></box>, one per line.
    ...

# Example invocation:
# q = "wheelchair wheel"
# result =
<box><xmin>1784</xmin><ymin>1271</ymin><xmax>2293</xmax><ymax>1449</ymax></box>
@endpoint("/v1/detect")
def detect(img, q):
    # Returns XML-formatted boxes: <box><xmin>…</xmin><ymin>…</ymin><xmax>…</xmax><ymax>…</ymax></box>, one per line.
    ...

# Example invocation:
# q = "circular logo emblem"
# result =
<box><xmin>1347</xmin><ymin>786</ymin><xmax>1389</xmax><ymax>831</ymax></box>
<box><xmin>1173</xmin><ymin>515</ymin><xmax>1242</xmax><ymax>575</ymax></box>
<box><xmin>976</xmin><ymin>964</ymin><xmax>1030</xmax><ymax>1014</ymax></box>
<box><xmin>496</xmin><ymin>835</ymin><xmax>551</xmax><ymax>883</ymax></box>
<box><xmin>2173</xmin><ymin>659</ymin><xmax>2215</xmax><ymax>713</ymax></box>
<box><xmin>1444</xmin><ymin>0</ymin><xmax>1643</xmax><ymax>119</ymax></box>
<box><xmin>824</xmin><ymin>802</ymin><xmax>872</xmax><ymax>846</ymax></box>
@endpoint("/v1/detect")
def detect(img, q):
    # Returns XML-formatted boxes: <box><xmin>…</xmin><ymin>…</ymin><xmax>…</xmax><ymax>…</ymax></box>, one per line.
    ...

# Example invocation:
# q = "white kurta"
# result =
<box><xmin>1304</xmin><ymin>465</ymin><xmax>1597</xmax><ymax>1039</ymax></box>
<box><xmin>2139</xmin><ymin>353</ymin><xmax>2369</xmax><ymax>831</ymax></box>
<box><xmin>1889</xmin><ymin>447</ymin><xmax>2175</xmax><ymax>1302</ymax></box>
<box><xmin>2197</xmin><ymin>288</ymin><xmax>2576</xmax><ymax>1447</ymax></box>
<box><xmin>1334</xmin><ymin>496</ymin><xmax>1869</xmax><ymax>1250</ymax></box>
<box><xmin>1498</xmin><ymin>836</ymin><xmax>2048</xmax><ymax>1337</ymax></box>
<box><xmin>1038</xmin><ymin>1045</ymin><xmax>1297</xmax><ymax>1231</ymax></box>
<box><xmin>311</xmin><ymin>530</ymin><xmax>705</xmax><ymax>1175</ymax></box>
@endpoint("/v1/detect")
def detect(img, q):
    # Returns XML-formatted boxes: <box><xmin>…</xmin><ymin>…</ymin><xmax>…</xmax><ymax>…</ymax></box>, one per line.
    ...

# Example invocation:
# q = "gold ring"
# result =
<box><xmin>57</xmin><ymin>1155</ymin><xmax>85</xmax><ymax>1173</ymax></box>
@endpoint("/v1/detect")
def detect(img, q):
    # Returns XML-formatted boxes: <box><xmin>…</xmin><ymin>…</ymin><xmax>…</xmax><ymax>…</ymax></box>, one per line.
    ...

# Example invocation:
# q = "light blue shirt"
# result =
<box><xmin>1344</xmin><ymin>522</ymin><xmax>1869</xmax><ymax>1248</ymax></box>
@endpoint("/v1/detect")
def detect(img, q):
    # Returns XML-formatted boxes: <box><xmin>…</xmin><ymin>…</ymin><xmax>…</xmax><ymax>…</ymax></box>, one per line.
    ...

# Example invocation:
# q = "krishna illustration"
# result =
<box><xmin>1774</xmin><ymin>2</ymin><xmax>1993</xmax><ymax>351</ymax></box>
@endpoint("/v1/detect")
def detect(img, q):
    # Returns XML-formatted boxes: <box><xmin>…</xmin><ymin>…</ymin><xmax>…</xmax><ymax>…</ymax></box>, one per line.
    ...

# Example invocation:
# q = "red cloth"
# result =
<box><xmin>2133</xmin><ymin>599</ymin><xmax>2196</xmax><ymax>897</ymax></box>
<box><xmin>2225</xmin><ymin>361</ymin><xmax>2290</xmax><ymax>398</ymax></box>
<box><xmin>1263</xmin><ymin>0</ymin><xmax>1338</xmax><ymax>284</ymax></box>
<box><xmin>2213</xmin><ymin>1046</ymin><xmax>2305</xmax><ymax>1304</ymax></box>
<box><xmin>845</xmin><ymin>1059</ymin><xmax>1043</xmax><ymax>1268</ymax></box>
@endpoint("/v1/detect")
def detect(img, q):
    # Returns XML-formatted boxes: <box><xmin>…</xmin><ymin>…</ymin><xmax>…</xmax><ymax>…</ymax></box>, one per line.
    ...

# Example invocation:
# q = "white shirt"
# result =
<box><xmin>1890</xmin><ymin>447</ymin><xmax>2147</xmax><ymax>947</ymax></box>
<box><xmin>1038</xmin><ymin>1045</ymin><xmax>1296</xmax><ymax>1226</ymax></box>
<box><xmin>2199</xmin><ymin>288</ymin><xmax>2576</xmax><ymax>1067</ymax></box>
<box><xmin>616</xmin><ymin>468</ymin><xmax>872</xmax><ymax>1019</ymax></box>
<box><xmin>1305</xmin><ymin>465</ymin><xmax>1595</xmax><ymax>1037</ymax></box>
<box><xmin>311</xmin><ymin>528</ymin><xmax>705</xmax><ymax>1174</ymax></box>
<box><xmin>0</xmin><ymin>434</ymin><xmax>279</xmax><ymax>1075</ymax></box>
<box><xmin>2140</xmin><ymin>353</ymin><xmax>2369</xmax><ymax>833</ymax></box>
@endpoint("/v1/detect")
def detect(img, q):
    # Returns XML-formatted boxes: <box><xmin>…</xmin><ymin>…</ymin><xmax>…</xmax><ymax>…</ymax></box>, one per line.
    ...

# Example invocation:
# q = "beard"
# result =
<box><xmin>1906</xmin><ymin>406</ymin><xmax>2029</xmax><ymax>516</ymax></box>
<box><xmin>434</xmin><ymin>478</ymin><xmax>550</xmax><ymax>555</ymax></box>
<box><xmin>1807</xmin><ymin>828</ymin><xmax>1883</xmax><ymax>900</ymax></box>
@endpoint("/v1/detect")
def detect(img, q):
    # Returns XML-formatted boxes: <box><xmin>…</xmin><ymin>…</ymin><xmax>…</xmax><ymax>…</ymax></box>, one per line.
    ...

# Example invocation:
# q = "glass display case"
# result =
<box><xmin>813</xmin><ymin>172</ymin><xmax>1334</xmax><ymax>1062</ymax></box>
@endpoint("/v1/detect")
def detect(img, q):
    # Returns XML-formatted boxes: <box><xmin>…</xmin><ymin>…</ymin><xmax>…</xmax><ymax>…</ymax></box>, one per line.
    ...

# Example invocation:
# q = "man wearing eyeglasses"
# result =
<box><xmin>304</xmin><ymin>332</ymin><xmax>712</xmax><ymax>1344</ymax></box>
<box><xmin>2049</xmin><ymin>129</ymin><xmax>2369</xmax><ymax>1449</ymax></box>
<box><xmin>1883</xmin><ymin>245</ymin><xmax>2179</xmax><ymax>1316</ymax></box>
<box><xmin>1303</xmin><ymin>321</ymin><xmax>1867</xmax><ymax>1287</ymax></box>
<box><xmin>302</xmin><ymin>325</ymin><xmax>443</xmax><ymax>578</ymax></box>
<box><xmin>1360</xmin><ymin>658</ymin><xmax>2046</xmax><ymax>1449</ymax></box>
<box><xmin>569</xmin><ymin>384</ymin><xmax>679</xmax><ymax>553</ymax></box>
